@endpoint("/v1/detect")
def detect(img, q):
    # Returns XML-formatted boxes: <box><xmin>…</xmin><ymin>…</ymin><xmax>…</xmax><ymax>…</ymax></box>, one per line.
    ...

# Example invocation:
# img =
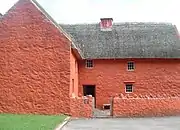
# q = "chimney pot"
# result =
<box><xmin>100</xmin><ymin>18</ymin><xmax>113</xmax><ymax>31</ymax></box>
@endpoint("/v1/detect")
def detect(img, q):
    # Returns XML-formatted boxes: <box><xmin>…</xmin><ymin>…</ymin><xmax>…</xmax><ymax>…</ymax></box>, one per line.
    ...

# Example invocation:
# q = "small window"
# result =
<box><xmin>72</xmin><ymin>79</ymin><xmax>74</xmax><ymax>93</ymax></box>
<box><xmin>86</xmin><ymin>60</ymin><xmax>93</xmax><ymax>68</ymax></box>
<box><xmin>75</xmin><ymin>60</ymin><xmax>78</xmax><ymax>73</ymax></box>
<box><xmin>125</xmin><ymin>84</ymin><xmax>133</xmax><ymax>93</ymax></box>
<box><xmin>127</xmin><ymin>62</ymin><xmax>134</xmax><ymax>70</ymax></box>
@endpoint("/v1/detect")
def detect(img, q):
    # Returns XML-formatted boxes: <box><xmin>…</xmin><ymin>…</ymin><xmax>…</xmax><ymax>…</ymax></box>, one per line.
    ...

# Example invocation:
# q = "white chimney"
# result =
<box><xmin>100</xmin><ymin>18</ymin><xmax>113</xmax><ymax>31</ymax></box>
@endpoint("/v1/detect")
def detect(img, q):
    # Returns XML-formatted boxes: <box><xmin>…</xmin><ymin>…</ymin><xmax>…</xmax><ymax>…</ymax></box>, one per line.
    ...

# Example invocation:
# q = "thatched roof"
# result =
<box><xmin>61</xmin><ymin>23</ymin><xmax>180</xmax><ymax>59</ymax></box>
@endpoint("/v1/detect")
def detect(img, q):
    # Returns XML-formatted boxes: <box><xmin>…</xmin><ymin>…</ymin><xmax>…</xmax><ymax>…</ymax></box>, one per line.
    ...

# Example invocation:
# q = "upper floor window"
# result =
<box><xmin>127</xmin><ymin>61</ymin><xmax>134</xmax><ymax>71</ymax></box>
<box><xmin>75</xmin><ymin>60</ymin><xmax>78</xmax><ymax>73</ymax></box>
<box><xmin>86</xmin><ymin>60</ymin><xmax>93</xmax><ymax>68</ymax></box>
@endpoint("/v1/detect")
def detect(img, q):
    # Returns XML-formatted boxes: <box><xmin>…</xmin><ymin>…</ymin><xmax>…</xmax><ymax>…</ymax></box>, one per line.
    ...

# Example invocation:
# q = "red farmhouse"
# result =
<box><xmin>0</xmin><ymin>0</ymin><xmax>180</xmax><ymax>117</ymax></box>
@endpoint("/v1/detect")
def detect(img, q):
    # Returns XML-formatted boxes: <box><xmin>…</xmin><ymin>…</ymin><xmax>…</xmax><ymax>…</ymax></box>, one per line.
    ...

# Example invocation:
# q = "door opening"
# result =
<box><xmin>83</xmin><ymin>85</ymin><xmax>96</xmax><ymax>107</ymax></box>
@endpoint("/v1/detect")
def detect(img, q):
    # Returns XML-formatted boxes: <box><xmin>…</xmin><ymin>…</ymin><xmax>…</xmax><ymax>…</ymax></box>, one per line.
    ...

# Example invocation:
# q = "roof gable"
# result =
<box><xmin>0</xmin><ymin>0</ymin><xmax>82</xmax><ymax>57</ymax></box>
<box><xmin>29</xmin><ymin>0</ymin><xmax>72</xmax><ymax>41</ymax></box>
<box><xmin>29</xmin><ymin>0</ymin><xmax>83</xmax><ymax>57</ymax></box>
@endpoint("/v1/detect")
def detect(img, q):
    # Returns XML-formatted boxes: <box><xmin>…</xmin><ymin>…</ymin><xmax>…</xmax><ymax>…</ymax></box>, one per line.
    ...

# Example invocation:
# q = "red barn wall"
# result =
<box><xmin>0</xmin><ymin>0</ymin><xmax>71</xmax><ymax>114</ymax></box>
<box><xmin>79</xmin><ymin>59</ymin><xmax>180</xmax><ymax>109</ymax></box>
<box><xmin>70</xmin><ymin>51</ymin><xmax>79</xmax><ymax>97</ymax></box>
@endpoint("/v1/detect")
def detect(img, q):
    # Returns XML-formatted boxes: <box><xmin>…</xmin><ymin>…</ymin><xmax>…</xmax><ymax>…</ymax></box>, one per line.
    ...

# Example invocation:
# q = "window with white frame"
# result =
<box><xmin>86</xmin><ymin>60</ymin><xmax>93</xmax><ymax>68</ymax></box>
<box><xmin>127</xmin><ymin>61</ymin><xmax>134</xmax><ymax>70</ymax></box>
<box><xmin>125</xmin><ymin>84</ymin><xmax>133</xmax><ymax>93</ymax></box>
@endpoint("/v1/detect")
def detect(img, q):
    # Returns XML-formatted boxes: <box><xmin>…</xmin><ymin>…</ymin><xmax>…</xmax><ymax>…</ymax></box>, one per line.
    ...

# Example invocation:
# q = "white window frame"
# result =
<box><xmin>127</xmin><ymin>61</ymin><xmax>135</xmax><ymax>71</ymax></box>
<box><xmin>125</xmin><ymin>84</ymin><xmax>133</xmax><ymax>93</ymax></box>
<box><xmin>85</xmin><ymin>60</ymin><xmax>93</xmax><ymax>68</ymax></box>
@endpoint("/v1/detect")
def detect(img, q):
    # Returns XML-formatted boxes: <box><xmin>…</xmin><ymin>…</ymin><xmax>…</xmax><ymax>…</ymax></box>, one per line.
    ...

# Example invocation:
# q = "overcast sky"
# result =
<box><xmin>0</xmin><ymin>0</ymin><xmax>179</xmax><ymax>31</ymax></box>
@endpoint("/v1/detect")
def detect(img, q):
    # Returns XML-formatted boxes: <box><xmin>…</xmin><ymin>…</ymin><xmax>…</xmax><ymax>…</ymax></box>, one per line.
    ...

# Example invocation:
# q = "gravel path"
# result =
<box><xmin>62</xmin><ymin>116</ymin><xmax>180</xmax><ymax>130</ymax></box>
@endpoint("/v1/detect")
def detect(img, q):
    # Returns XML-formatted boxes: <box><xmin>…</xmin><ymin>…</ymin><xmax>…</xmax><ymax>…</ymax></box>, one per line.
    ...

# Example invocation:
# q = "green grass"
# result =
<box><xmin>0</xmin><ymin>114</ymin><xmax>67</xmax><ymax>130</ymax></box>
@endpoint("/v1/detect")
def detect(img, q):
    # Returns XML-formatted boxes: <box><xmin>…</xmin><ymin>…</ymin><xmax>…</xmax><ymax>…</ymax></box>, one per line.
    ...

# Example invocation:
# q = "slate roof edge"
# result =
<box><xmin>82</xmin><ymin>57</ymin><xmax>180</xmax><ymax>60</ymax></box>
<box><xmin>59</xmin><ymin>22</ymin><xmax>174</xmax><ymax>26</ymax></box>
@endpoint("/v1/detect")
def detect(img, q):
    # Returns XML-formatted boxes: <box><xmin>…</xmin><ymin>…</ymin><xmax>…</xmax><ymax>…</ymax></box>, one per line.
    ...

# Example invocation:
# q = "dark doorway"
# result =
<box><xmin>83</xmin><ymin>85</ymin><xmax>96</xmax><ymax>107</ymax></box>
<box><xmin>83</xmin><ymin>85</ymin><xmax>95</xmax><ymax>97</ymax></box>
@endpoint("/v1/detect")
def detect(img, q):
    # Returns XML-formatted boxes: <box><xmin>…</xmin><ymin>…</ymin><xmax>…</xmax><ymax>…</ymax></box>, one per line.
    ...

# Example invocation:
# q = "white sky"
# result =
<box><xmin>0</xmin><ymin>0</ymin><xmax>180</xmax><ymax>31</ymax></box>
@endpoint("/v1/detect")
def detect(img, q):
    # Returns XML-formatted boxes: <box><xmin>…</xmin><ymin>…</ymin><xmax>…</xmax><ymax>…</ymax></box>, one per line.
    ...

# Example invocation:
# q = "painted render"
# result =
<box><xmin>0</xmin><ymin>0</ymin><xmax>179</xmax><ymax>117</ymax></box>
<box><xmin>0</xmin><ymin>0</ymin><xmax>71</xmax><ymax>115</ymax></box>
<box><xmin>79</xmin><ymin>59</ymin><xmax>180</xmax><ymax>109</ymax></box>
<box><xmin>113</xmin><ymin>96</ymin><xmax>180</xmax><ymax>117</ymax></box>
<box><xmin>70</xmin><ymin>51</ymin><xmax>79</xmax><ymax>97</ymax></box>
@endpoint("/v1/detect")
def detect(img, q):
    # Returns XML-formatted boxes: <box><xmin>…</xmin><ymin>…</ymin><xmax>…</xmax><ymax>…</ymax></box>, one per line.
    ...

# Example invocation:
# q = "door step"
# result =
<box><xmin>93</xmin><ymin>108</ymin><xmax>111</xmax><ymax>118</ymax></box>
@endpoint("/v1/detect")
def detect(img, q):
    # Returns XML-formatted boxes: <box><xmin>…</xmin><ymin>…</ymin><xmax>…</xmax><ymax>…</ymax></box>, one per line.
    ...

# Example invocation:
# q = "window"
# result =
<box><xmin>86</xmin><ymin>60</ymin><xmax>93</xmax><ymax>68</ymax></box>
<box><xmin>72</xmin><ymin>79</ymin><xmax>74</xmax><ymax>93</ymax></box>
<box><xmin>75</xmin><ymin>60</ymin><xmax>78</xmax><ymax>73</ymax></box>
<box><xmin>125</xmin><ymin>84</ymin><xmax>133</xmax><ymax>93</ymax></box>
<box><xmin>127</xmin><ymin>61</ymin><xmax>134</xmax><ymax>70</ymax></box>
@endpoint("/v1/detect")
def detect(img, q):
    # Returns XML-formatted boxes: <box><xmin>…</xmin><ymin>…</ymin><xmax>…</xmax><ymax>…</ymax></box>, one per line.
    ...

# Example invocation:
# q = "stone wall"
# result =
<box><xmin>70</xmin><ymin>96</ymin><xmax>93</xmax><ymax>118</ymax></box>
<box><xmin>70</xmin><ymin>51</ymin><xmax>79</xmax><ymax>97</ymax></box>
<box><xmin>79</xmin><ymin>59</ymin><xmax>180</xmax><ymax>109</ymax></box>
<box><xmin>0</xmin><ymin>0</ymin><xmax>71</xmax><ymax>115</ymax></box>
<box><xmin>113</xmin><ymin>94</ymin><xmax>180</xmax><ymax>117</ymax></box>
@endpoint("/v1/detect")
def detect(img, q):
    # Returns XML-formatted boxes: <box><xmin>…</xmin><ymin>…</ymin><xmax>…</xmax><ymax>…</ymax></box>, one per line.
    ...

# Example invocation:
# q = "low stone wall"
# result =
<box><xmin>70</xmin><ymin>95</ymin><xmax>93</xmax><ymax>118</ymax></box>
<box><xmin>113</xmin><ymin>95</ymin><xmax>180</xmax><ymax>117</ymax></box>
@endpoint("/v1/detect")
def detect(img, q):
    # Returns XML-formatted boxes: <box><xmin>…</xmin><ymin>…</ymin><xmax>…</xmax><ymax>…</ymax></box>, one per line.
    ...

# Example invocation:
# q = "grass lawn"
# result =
<box><xmin>0</xmin><ymin>114</ymin><xmax>67</xmax><ymax>130</ymax></box>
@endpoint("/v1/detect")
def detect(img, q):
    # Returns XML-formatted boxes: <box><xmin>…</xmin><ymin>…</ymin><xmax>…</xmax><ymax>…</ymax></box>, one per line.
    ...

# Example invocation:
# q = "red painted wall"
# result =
<box><xmin>0</xmin><ymin>0</ymin><xmax>179</xmax><ymax>117</ymax></box>
<box><xmin>70</xmin><ymin>51</ymin><xmax>79</xmax><ymax>97</ymax></box>
<box><xmin>0</xmin><ymin>0</ymin><xmax>71</xmax><ymax>114</ymax></box>
<box><xmin>113</xmin><ymin>96</ymin><xmax>180</xmax><ymax>117</ymax></box>
<box><xmin>79</xmin><ymin>59</ymin><xmax>180</xmax><ymax>109</ymax></box>
<box><xmin>70</xmin><ymin>96</ymin><xmax>93</xmax><ymax>117</ymax></box>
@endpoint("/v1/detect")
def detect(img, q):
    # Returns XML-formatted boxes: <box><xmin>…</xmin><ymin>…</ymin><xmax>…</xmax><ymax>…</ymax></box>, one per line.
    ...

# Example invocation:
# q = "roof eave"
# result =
<box><xmin>71</xmin><ymin>48</ymin><xmax>84</xmax><ymax>60</ymax></box>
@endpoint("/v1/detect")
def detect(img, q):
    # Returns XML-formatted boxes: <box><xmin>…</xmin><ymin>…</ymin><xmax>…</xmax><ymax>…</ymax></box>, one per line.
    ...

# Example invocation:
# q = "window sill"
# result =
<box><xmin>85</xmin><ymin>67</ymin><xmax>93</xmax><ymax>69</ymax></box>
<box><xmin>125</xmin><ymin>92</ymin><xmax>133</xmax><ymax>93</ymax></box>
<box><xmin>127</xmin><ymin>69</ymin><xmax>135</xmax><ymax>72</ymax></box>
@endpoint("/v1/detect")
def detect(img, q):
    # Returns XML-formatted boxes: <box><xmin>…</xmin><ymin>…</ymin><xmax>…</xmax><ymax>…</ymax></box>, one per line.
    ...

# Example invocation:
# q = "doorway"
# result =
<box><xmin>83</xmin><ymin>85</ymin><xmax>96</xmax><ymax>107</ymax></box>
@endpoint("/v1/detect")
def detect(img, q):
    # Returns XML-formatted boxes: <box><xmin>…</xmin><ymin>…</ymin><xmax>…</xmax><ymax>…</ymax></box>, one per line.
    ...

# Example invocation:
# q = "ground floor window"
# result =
<box><xmin>72</xmin><ymin>79</ymin><xmax>74</xmax><ymax>93</ymax></box>
<box><xmin>125</xmin><ymin>84</ymin><xmax>133</xmax><ymax>93</ymax></box>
